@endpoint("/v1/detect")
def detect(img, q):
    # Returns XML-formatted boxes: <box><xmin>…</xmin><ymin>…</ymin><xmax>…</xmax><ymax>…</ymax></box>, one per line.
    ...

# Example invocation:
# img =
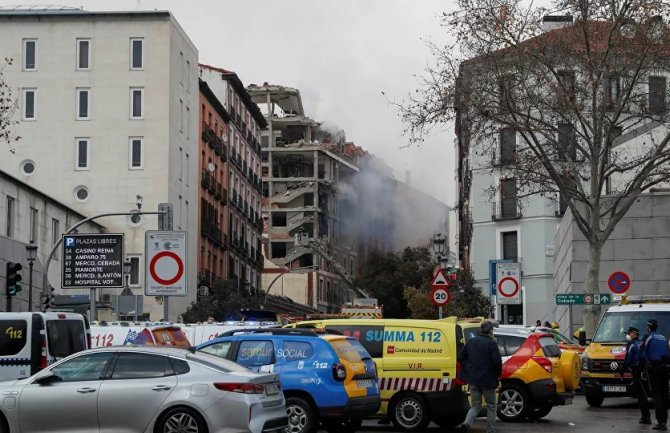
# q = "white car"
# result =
<box><xmin>0</xmin><ymin>346</ymin><xmax>288</xmax><ymax>433</ymax></box>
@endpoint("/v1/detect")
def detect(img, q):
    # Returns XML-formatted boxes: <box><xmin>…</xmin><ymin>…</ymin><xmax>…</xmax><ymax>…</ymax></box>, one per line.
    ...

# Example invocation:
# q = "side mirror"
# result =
<box><xmin>34</xmin><ymin>371</ymin><xmax>59</xmax><ymax>385</ymax></box>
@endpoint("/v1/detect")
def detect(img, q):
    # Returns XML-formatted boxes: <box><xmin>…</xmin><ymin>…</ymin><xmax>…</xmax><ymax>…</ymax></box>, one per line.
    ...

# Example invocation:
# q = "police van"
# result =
<box><xmin>0</xmin><ymin>312</ymin><xmax>90</xmax><ymax>380</ymax></box>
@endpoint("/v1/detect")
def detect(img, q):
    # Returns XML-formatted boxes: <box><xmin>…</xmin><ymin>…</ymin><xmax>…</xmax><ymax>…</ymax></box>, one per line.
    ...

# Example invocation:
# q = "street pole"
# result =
<box><xmin>439</xmin><ymin>306</ymin><xmax>443</xmax><ymax>319</ymax></box>
<box><xmin>163</xmin><ymin>296</ymin><xmax>169</xmax><ymax>322</ymax></box>
<box><xmin>90</xmin><ymin>288</ymin><xmax>96</xmax><ymax>322</ymax></box>
<box><xmin>40</xmin><ymin>210</ymin><xmax>166</xmax><ymax>313</ymax></box>
<box><xmin>28</xmin><ymin>261</ymin><xmax>33</xmax><ymax>312</ymax></box>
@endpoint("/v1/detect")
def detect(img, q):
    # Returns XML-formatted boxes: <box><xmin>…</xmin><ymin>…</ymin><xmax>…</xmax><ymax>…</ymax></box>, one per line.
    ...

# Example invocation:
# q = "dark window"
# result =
<box><xmin>111</xmin><ymin>353</ymin><xmax>172</xmax><ymax>379</ymax></box>
<box><xmin>496</xmin><ymin>335</ymin><xmax>507</xmax><ymax>356</ymax></box>
<box><xmin>129</xmin><ymin>256</ymin><xmax>140</xmax><ymax>286</ymax></box>
<box><xmin>498</xmin><ymin>74</ymin><xmax>515</xmax><ymax>110</ymax></box>
<box><xmin>539</xmin><ymin>337</ymin><xmax>562</xmax><ymax>357</ymax></box>
<box><xmin>50</xmin><ymin>352</ymin><xmax>113</xmax><ymax>382</ymax></box>
<box><xmin>236</xmin><ymin>340</ymin><xmax>274</xmax><ymax>367</ymax></box>
<box><xmin>558</xmin><ymin>123</ymin><xmax>576</xmax><ymax>160</ymax></box>
<box><xmin>131</xmin><ymin>39</ymin><xmax>143</xmax><ymax>69</ymax></box>
<box><xmin>46</xmin><ymin>319</ymin><xmax>87</xmax><ymax>358</ymax></box>
<box><xmin>323</xmin><ymin>325</ymin><xmax>384</xmax><ymax>358</ymax></box>
<box><xmin>280</xmin><ymin>341</ymin><xmax>313</xmax><ymax>361</ymax></box>
<box><xmin>505</xmin><ymin>336</ymin><xmax>525</xmax><ymax>355</ymax></box>
<box><xmin>131</xmin><ymin>89</ymin><xmax>143</xmax><ymax>118</ymax></box>
<box><xmin>77</xmin><ymin>139</ymin><xmax>88</xmax><ymax>168</ymax></box>
<box><xmin>78</xmin><ymin>90</ymin><xmax>89</xmax><ymax>118</ymax></box>
<box><xmin>169</xmin><ymin>358</ymin><xmax>190</xmax><ymax>375</ymax></box>
<box><xmin>304</xmin><ymin>193</ymin><xmax>314</xmax><ymax>206</ymax></box>
<box><xmin>271</xmin><ymin>212</ymin><xmax>287</xmax><ymax>227</ymax></box>
<box><xmin>24</xmin><ymin>90</ymin><xmax>35</xmax><ymax>119</ymax></box>
<box><xmin>199</xmin><ymin>341</ymin><xmax>232</xmax><ymax>358</ymax></box>
<box><xmin>557</xmin><ymin>70</ymin><xmax>576</xmax><ymax>102</ymax></box>
<box><xmin>130</xmin><ymin>138</ymin><xmax>143</xmax><ymax>168</ymax></box>
<box><xmin>502</xmin><ymin>231</ymin><xmax>518</xmax><ymax>261</ymax></box>
<box><xmin>30</xmin><ymin>208</ymin><xmax>38</xmax><ymax>243</ymax></box>
<box><xmin>24</xmin><ymin>40</ymin><xmax>36</xmax><ymax>70</ymax></box>
<box><xmin>6</xmin><ymin>196</ymin><xmax>14</xmax><ymax>237</ymax></box>
<box><xmin>77</xmin><ymin>40</ymin><xmax>90</xmax><ymax>69</ymax></box>
<box><xmin>271</xmin><ymin>242</ymin><xmax>287</xmax><ymax>258</ymax></box>
<box><xmin>499</xmin><ymin>129</ymin><xmax>516</xmax><ymax>164</ymax></box>
<box><xmin>607</xmin><ymin>74</ymin><xmax>620</xmax><ymax>108</ymax></box>
<box><xmin>500</xmin><ymin>178</ymin><xmax>517</xmax><ymax>218</ymax></box>
<box><xmin>0</xmin><ymin>320</ymin><xmax>28</xmax><ymax>356</ymax></box>
<box><xmin>649</xmin><ymin>76</ymin><xmax>667</xmax><ymax>114</ymax></box>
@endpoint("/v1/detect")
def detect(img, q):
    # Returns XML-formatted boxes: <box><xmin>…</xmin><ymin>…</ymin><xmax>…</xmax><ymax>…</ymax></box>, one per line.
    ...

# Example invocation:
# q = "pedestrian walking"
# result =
<box><xmin>458</xmin><ymin>320</ymin><xmax>502</xmax><ymax>433</ymax></box>
<box><xmin>621</xmin><ymin>326</ymin><xmax>650</xmax><ymax>425</ymax></box>
<box><xmin>642</xmin><ymin>319</ymin><xmax>670</xmax><ymax>430</ymax></box>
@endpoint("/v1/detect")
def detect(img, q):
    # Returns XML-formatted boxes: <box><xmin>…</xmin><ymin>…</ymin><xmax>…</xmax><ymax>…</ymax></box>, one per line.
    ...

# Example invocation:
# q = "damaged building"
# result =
<box><xmin>248</xmin><ymin>84</ymin><xmax>383</xmax><ymax>312</ymax></box>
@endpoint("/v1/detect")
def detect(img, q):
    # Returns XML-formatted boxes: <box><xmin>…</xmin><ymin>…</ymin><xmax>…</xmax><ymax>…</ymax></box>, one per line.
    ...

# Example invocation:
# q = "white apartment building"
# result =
<box><xmin>0</xmin><ymin>8</ymin><xmax>199</xmax><ymax>320</ymax></box>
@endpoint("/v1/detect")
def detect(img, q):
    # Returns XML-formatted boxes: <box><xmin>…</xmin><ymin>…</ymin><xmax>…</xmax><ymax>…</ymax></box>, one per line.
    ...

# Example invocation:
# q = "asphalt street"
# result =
<box><xmin>341</xmin><ymin>395</ymin><xmax>653</xmax><ymax>433</ymax></box>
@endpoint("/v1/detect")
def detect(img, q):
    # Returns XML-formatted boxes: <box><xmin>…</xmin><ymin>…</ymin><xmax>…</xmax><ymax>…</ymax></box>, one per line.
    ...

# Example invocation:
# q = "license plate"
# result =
<box><xmin>602</xmin><ymin>385</ymin><xmax>627</xmax><ymax>393</ymax></box>
<box><xmin>357</xmin><ymin>379</ymin><xmax>373</xmax><ymax>388</ymax></box>
<box><xmin>265</xmin><ymin>383</ymin><xmax>280</xmax><ymax>396</ymax></box>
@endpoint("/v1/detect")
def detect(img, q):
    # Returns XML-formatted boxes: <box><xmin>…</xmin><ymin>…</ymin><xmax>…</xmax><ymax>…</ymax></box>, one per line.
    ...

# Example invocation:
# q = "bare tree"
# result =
<box><xmin>0</xmin><ymin>57</ymin><xmax>19</xmax><ymax>152</ymax></box>
<box><xmin>398</xmin><ymin>0</ymin><xmax>670</xmax><ymax>335</ymax></box>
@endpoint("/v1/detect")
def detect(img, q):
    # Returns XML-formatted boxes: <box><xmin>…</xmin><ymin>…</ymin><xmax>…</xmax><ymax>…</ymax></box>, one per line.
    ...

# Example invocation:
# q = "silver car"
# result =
<box><xmin>0</xmin><ymin>346</ymin><xmax>288</xmax><ymax>433</ymax></box>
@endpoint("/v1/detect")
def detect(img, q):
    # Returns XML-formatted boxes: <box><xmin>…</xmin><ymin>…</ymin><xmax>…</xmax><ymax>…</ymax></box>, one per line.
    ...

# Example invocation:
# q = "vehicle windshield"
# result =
<box><xmin>593</xmin><ymin>311</ymin><xmax>670</xmax><ymax>343</ymax></box>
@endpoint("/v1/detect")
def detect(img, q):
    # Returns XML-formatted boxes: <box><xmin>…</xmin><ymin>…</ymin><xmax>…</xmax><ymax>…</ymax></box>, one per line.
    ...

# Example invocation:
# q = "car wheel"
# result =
<box><xmin>322</xmin><ymin>417</ymin><xmax>363</xmax><ymax>433</ymax></box>
<box><xmin>156</xmin><ymin>406</ymin><xmax>208</xmax><ymax>433</ymax></box>
<box><xmin>285</xmin><ymin>397</ymin><xmax>316</xmax><ymax>433</ymax></box>
<box><xmin>497</xmin><ymin>384</ymin><xmax>529</xmax><ymax>422</ymax></box>
<box><xmin>585</xmin><ymin>393</ymin><xmax>604</xmax><ymax>407</ymax></box>
<box><xmin>527</xmin><ymin>404</ymin><xmax>552</xmax><ymax>420</ymax></box>
<box><xmin>389</xmin><ymin>393</ymin><xmax>430</xmax><ymax>432</ymax></box>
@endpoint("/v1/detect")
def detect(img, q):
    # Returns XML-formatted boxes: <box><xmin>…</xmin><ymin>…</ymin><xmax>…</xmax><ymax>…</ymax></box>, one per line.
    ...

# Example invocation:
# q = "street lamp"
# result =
<box><xmin>25</xmin><ymin>242</ymin><xmax>38</xmax><ymax>312</ymax></box>
<box><xmin>263</xmin><ymin>265</ymin><xmax>319</xmax><ymax>306</ymax></box>
<box><xmin>431</xmin><ymin>233</ymin><xmax>448</xmax><ymax>268</ymax></box>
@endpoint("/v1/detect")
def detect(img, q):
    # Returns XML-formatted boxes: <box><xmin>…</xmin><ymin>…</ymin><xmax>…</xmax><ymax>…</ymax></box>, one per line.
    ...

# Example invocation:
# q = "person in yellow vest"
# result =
<box><xmin>550</xmin><ymin>322</ymin><xmax>560</xmax><ymax>332</ymax></box>
<box><xmin>573</xmin><ymin>327</ymin><xmax>586</xmax><ymax>346</ymax></box>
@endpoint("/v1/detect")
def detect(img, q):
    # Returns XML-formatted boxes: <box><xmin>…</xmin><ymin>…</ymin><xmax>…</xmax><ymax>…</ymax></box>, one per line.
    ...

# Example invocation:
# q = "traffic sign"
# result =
<box><xmin>496</xmin><ymin>262</ymin><xmax>521</xmax><ymax>305</ymax></box>
<box><xmin>608</xmin><ymin>271</ymin><xmax>631</xmax><ymax>294</ymax></box>
<box><xmin>430</xmin><ymin>269</ymin><xmax>450</xmax><ymax>289</ymax></box>
<box><xmin>145</xmin><ymin>231</ymin><xmax>188</xmax><ymax>296</ymax></box>
<box><xmin>431</xmin><ymin>287</ymin><xmax>451</xmax><ymax>306</ymax></box>
<box><xmin>555</xmin><ymin>293</ymin><xmax>612</xmax><ymax>305</ymax></box>
<box><xmin>62</xmin><ymin>234</ymin><xmax>124</xmax><ymax>288</ymax></box>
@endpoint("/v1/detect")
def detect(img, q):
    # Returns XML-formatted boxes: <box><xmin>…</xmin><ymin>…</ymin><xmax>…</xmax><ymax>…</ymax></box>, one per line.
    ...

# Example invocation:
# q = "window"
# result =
<box><xmin>52</xmin><ymin>218</ymin><xmax>60</xmax><ymax>247</ymax></box>
<box><xmin>23</xmin><ymin>39</ymin><xmax>36</xmax><ymax>70</ymax></box>
<box><xmin>130</xmin><ymin>87</ymin><xmax>144</xmax><ymax>119</ymax></box>
<box><xmin>76</xmin><ymin>89</ymin><xmax>90</xmax><ymax>120</ymax></box>
<box><xmin>505</xmin><ymin>336</ymin><xmax>525</xmax><ymax>355</ymax></box>
<box><xmin>75</xmin><ymin>138</ymin><xmax>89</xmax><ymax>170</ymax></box>
<box><xmin>557</xmin><ymin>70</ymin><xmax>576</xmax><ymax>103</ymax></box>
<box><xmin>129</xmin><ymin>137</ymin><xmax>143</xmax><ymax>169</ymax></box>
<box><xmin>76</xmin><ymin>39</ymin><xmax>90</xmax><ymax>70</ymax></box>
<box><xmin>49</xmin><ymin>352</ymin><xmax>113</xmax><ymax>382</ymax></box>
<box><xmin>279</xmin><ymin>341</ymin><xmax>314</xmax><ymax>361</ymax></box>
<box><xmin>30</xmin><ymin>208</ymin><xmax>38</xmax><ymax>243</ymax></box>
<box><xmin>607</xmin><ymin>73</ymin><xmax>620</xmax><ymax>108</ymax></box>
<box><xmin>179</xmin><ymin>51</ymin><xmax>184</xmax><ymax>85</ymax></box>
<box><xmin>323</xmin><ymin>324</ymin><xmax>384</xmax><ymax>358</ymax></box>
<box><xmin>649</xmin><ymin>76</ymin><xmax>667</xmax><ymax>114</ymax></box>
<box><xmin>22</xmin><ymin>89</ymin><xmax>36</xmax><ymax>120</ymax></box>
<box><xmin>6</xmin><ymin>196</ymin><xmax>14</xmax><ymax>238</ymax></box>
<box><xmin>179</xmin><ymin>99</ymin><xmax>183</xmax><ymax>132</ymax></box>
<box><xmin>130</xmin><ymin>38</ymin><xmax>143</xmax><ymax>70</ymax></box>
<box><xmin>128</xmin><ymin>255</ymin><xmax>140</xmax><ymax>286</ymax></box>
<box><xmin>498</xmin><ymin>74</ymin><xmax>515</xmax><ymax>110</ymax></box>
<box><xmin>46</xmin><ymin>319</ymin><xmax>87</xmax><ymax>357</ymax></box>
<box><xmin>502</xmin><ymin>231</ymin><xmax>518</xmax><ymax>261</ymax></box>
<box><xmin>186</xmin><ymin>60</ymin><xmax>191</xmax><ymax>92</ymax></box>
<box><xmin>185</xmin><ymin>153</ymin><xmax>190</xmax><ymax>186</ymax></box>
<box><xmin>499</xmin><ymin>129</ymin><xmax>516</xmax><ymax>165</ymax></box>
<box><xmin>236</xmin><ymin>340</ymin><xmax>274</xmax><ymax>367</ymax></box>
<box><xmin>557</xmin><ymin>123</ymin><xmax>577</xmax><ymax>160</ymax></box>
<box><xmin>200</xmin><ymin>341</ymin><xmax>232</xmax><ymax>358</ymax></box>
<box><xmin>179</xmin><ymin>147</ymin><xmax>183</xmax><ymax>181</ymax></box>
<box><xmin>500</xmin><ymin>179</ymin><xmax>518</xmax><ymax>218</ymax></box>
<box><xmin>186</xmin><ymin>106</ymin><xmax>190</xmax><ymax>139</ymax></box>
<box><xmin>110</xmin><ymin>353</ymin><xmax>172</xmax><ymax>379</ymax></box>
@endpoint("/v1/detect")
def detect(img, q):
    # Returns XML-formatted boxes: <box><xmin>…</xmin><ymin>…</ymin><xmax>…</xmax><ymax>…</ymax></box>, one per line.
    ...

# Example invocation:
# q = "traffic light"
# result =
<box><xmin>6</xmin><ymin>262</ymin><xmax>22</xmax><ymax>297</ymax></box>
<box><xmin>41</xmin><ymin>286</ymin><xmax>55</xmax><ymax>312</ymax></box>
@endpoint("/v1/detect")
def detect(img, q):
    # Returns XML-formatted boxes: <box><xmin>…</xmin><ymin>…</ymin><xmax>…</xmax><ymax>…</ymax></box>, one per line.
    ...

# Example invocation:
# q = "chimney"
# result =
<box><xmin>541</xmin><ymin>15</ymin><xmax>573</xmax><ymax>32</ymax></box>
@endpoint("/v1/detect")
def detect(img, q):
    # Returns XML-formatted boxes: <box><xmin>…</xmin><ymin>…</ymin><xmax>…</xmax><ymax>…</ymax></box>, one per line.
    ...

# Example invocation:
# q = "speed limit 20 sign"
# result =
<box><xmin>431</xmin><ymin>287</ymin><xmax>451</xmax><ymax>307</ymax></box>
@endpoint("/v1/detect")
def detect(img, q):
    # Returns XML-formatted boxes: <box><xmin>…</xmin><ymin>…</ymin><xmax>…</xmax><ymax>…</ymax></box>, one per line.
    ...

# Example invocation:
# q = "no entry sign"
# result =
<box><xmin>145</xmin><ymin>231</ymin><xmax>188</xmax><ymax>296</ymax></box>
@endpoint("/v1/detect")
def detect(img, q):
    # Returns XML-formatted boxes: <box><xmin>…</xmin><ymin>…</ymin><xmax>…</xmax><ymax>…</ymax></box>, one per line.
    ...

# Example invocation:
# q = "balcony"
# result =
<box><xmin>201</xmin><ymin>122</ymin><xmax>227</xmax><ymax>160</ymax></box>
<box><xmin>201</xmin><ymin>220</ymin><xmax>227</xmax><ymax>249</ymax></box>
<box><xmin>198</xmin><ymin>269</ymin><xmax>211</xmax><ymax>287</ymax></box>
<box><xmin>492</xmin><ymin>200</ymin><xmax>522</xmax><ymax>220</ymax></box>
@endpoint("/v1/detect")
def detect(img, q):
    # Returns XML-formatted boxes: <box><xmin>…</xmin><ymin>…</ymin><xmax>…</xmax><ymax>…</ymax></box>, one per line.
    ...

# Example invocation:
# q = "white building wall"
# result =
<box><xmin>0</xmin><ymin>11</ymin><xmax>199</xmax><ymax>321</ymax></box>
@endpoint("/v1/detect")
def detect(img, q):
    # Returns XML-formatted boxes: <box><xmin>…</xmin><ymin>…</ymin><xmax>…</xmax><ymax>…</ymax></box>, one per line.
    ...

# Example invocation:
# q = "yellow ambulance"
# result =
<box><xmin>287</xmin><ymin>317</ymin><xmax>469</xmax><ymax>432</ymax></box>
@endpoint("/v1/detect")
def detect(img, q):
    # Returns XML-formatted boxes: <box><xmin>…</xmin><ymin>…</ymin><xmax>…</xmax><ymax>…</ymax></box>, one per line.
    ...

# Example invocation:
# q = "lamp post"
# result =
<box><xmin>25</xmin><ymin>242</ymin><xmax>38</xmax><ymax>312</ymax></box>
<box><xmin>263</xmin><ymin>265</ymin><xmax>319</xmax><ymax>307</ymax></box>
<box><xmin>431</xmin><ymin>233</ymin><xmax>448</xmax><ymax>269</ymax></box>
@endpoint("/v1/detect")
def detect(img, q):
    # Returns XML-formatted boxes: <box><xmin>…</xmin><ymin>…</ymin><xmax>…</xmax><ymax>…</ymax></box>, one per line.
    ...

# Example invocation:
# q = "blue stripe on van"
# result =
<box><xmin>0</xmin><ymin>358</ymin><xmax>30</xmax><ymax>366</ymax></box>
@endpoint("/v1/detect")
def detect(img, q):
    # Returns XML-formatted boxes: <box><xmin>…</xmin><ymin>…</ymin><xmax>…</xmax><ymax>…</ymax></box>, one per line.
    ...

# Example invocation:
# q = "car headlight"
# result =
<box><xmin>581</xmin><ymin>356</ymin><xmax>591</xmax><ymax>372</ymax></box>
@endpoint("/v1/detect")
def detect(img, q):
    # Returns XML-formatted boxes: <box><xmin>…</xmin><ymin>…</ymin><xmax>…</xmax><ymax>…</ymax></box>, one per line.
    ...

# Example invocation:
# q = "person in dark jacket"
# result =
<box><xmin>621</xmin><ymin>327</ymin><xmax>650</xmax><ymax>424</ymax></box>
<box><xmin>642</xmin><ymin>319</ymin><xmax>670</xmax><ymax>430</ymax></box>
<box><xmin>459</xmin><ymin>321</ymin><xmax>502</xmax><ymax>433</ymax></box>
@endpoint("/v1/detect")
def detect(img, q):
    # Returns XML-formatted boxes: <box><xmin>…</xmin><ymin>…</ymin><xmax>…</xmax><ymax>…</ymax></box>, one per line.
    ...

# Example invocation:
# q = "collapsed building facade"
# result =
<box><xmin>248</xmin><ymin>84</ymin><xmax>392</xmax><ymax>312</ymax></box>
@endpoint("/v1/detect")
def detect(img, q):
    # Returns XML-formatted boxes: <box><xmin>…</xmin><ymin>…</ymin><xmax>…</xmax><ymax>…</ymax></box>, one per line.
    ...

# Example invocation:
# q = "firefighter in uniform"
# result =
<box><xmin>642</xmin><ymin>319</ymin><xmax>670</xmax><ymax>431</ymax></box>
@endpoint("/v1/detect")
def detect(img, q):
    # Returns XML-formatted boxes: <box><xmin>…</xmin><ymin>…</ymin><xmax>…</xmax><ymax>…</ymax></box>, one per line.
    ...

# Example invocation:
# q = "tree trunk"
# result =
<box><xmin>583</xmin><ymin>241</ymin><xmax>603</xmax><ymax>338</ymax></box>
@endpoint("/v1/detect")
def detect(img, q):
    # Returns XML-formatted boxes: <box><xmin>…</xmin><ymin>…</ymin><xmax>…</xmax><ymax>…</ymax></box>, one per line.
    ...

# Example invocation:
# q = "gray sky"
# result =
<box><xmin>5</xmin><ymin>0</ymin><xmax>457</xmax><ymax>204</ymax></box>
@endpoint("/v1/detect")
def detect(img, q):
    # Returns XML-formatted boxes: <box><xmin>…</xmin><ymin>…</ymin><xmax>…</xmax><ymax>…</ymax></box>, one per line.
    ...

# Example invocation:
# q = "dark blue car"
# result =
<box><xmin>197</xmin><ymin>328</ymin><xmax>380</xmax><ymax>433</ymax></box>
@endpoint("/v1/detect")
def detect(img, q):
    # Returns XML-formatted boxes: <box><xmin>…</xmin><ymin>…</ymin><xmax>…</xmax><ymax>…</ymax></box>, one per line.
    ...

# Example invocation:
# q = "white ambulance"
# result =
<box><xmin>0</xmin><ymin>312</ymin><xmax>90</xmax><ymax>381</ymax></box>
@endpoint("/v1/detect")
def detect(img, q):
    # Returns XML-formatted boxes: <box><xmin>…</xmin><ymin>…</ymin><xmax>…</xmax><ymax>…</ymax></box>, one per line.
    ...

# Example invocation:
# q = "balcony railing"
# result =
<box><xmin>492</xmin><ymin>200</ymin><xmax>523</xmax><ymax>220</ymax></box>
<box><xmin>201</xmin><ymin>122</ymin><xmax>227</xmax><ymax>159</ymax></box>
<box><xmin>201</xmin><ymin>220</ymin><xmax>227</xmax><ymax>249</ymax></box>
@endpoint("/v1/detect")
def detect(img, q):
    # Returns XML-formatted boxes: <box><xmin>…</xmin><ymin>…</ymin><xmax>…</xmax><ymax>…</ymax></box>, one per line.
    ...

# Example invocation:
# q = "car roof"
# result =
<box><xmin>84</xmin><ymin>345</ymin><xmax>194</xmax><ymax>359</ymax></box>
